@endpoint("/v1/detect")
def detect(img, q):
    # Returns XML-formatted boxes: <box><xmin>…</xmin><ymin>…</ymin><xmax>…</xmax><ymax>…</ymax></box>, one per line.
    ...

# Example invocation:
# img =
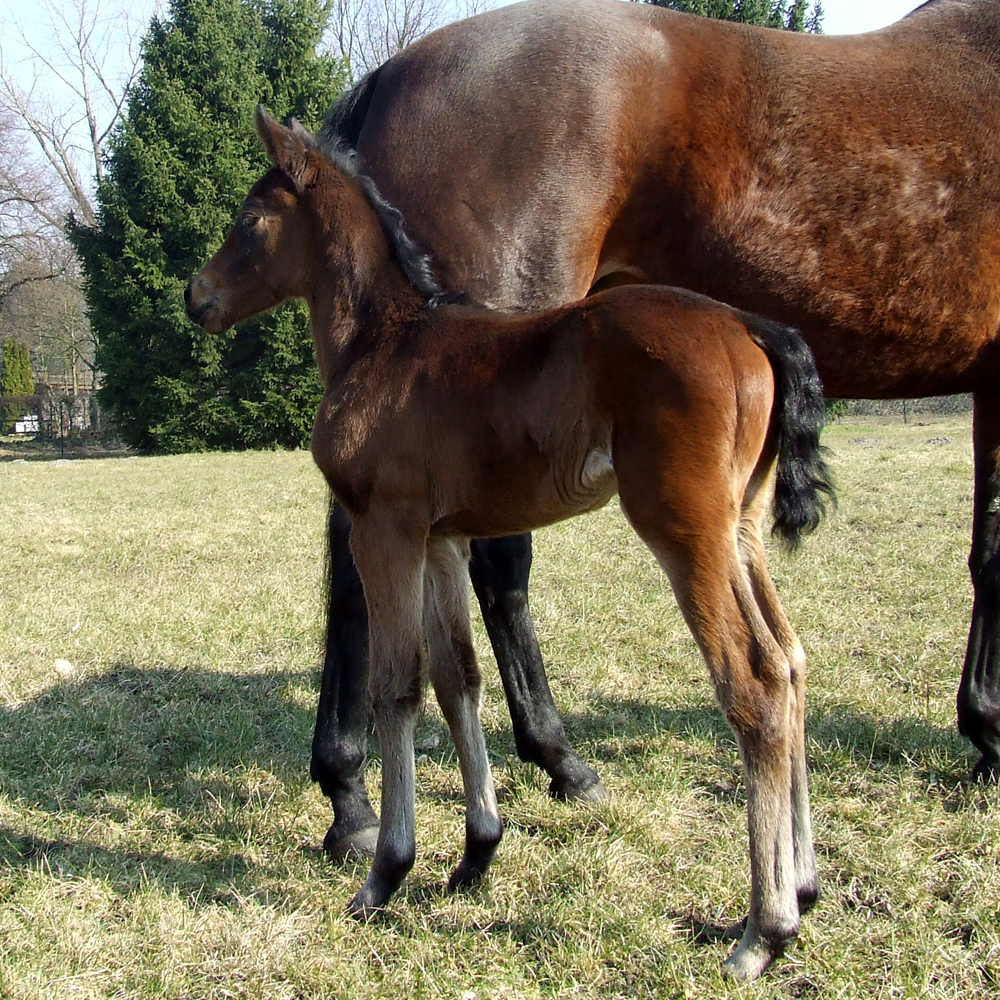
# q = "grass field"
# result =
<box><xmin>1</xmin><ymin>415</ymin><xmax>998</xmax><ymax>999</ymax></box>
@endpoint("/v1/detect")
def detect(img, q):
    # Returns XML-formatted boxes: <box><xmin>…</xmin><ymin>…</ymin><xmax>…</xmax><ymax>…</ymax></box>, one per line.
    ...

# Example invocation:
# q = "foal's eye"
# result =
<box><xmin>241</xmin><ymin>213</ymin><xmax>260</xmax><ymax>230</ymax></box>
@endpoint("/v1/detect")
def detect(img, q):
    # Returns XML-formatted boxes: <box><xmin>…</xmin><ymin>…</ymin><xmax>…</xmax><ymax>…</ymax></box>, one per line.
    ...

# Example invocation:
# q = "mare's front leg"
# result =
<box><xmin>958</xmin><ymin>392</ymin><xmax>1000</xmax><ymax>781</ymax></box>
<box><xmin>311</xmin><ymin>501</ymin><xmax>380</xmax><ymax>857</ymax></box>
<box><xmin>469</xmin><ymin>534</ymin><xmax>606</xmax><ymax>802</ymax></box>
<box><xmin>425</xmin><ymin>538</ymin><xmax>504</xmax><ymax>890</ymax></box>
<box><xmin>346</xmin><ymin>518</ymin><xmax>427</xmax><ymax>915</ymax></box>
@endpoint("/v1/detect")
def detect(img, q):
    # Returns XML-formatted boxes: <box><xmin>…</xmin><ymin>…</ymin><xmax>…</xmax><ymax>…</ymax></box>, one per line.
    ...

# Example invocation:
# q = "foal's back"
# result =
<box><xmin>333</xmin><ymin>285</ymin><xmax>777</xmax><ymax>540</ymax></box>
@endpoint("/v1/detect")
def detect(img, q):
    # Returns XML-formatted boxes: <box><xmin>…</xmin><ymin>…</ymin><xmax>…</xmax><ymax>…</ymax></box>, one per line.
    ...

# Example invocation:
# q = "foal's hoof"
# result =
<box><xmin>721</xmin><ymin>940</ymin><xmax>782</xmax><ymax>981</ymax></box>
<box><xmin>972</xmin><ymin>754</ymin><xmax>1000</xmax><ymax>784</ymax></box>
<box><xmin>548</xmin><ymin>770</ymin><xmax>608</xmax><ymax>804</ymax></box>
<box><xmin>447</xmin><ymin>832</ymin><xmax>502</xmax><ymax>893</ymax></box>
<box><xmin>721</xmin><ymin>921</ymin><xmax>797</xmax><ymax>981</ymax></box>
<box><xmin>324</xmin><ymin>823</ymin><xmax>379</xmax><ymax>860</ymax></box>
<box><xmin>447</xmin><ymin>859</ymin><xmax>489</xmax><ymax>893</ymax></box>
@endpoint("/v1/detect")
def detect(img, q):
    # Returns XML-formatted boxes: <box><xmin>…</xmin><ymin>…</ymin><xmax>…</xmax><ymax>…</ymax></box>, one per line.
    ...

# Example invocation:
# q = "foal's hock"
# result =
<box><xmin>186</xmin><ymin>108</ymin><xmax>832</xmax><ymax>981</ymax></box>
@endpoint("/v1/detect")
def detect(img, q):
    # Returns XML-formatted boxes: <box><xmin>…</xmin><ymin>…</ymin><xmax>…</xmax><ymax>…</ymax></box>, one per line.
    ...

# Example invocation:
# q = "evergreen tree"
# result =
<box><xmin>69</xmin><ymin>0</ymin><xmax>347</xmax><ymax>453</ymax></box>
<box><xmin>643</xmin><ymin>0</ymin><xmax>823</xmax><ymax>32</ymax></box>
<box><xmin>0</xmin><ymin>339</ymin><xmax>35</xmax><ymax>433</ymax></box>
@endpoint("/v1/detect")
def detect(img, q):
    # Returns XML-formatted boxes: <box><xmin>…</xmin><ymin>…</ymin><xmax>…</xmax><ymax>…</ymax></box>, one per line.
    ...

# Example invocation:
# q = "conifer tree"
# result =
<box><xmin>644</xmin><ymin>0</ymin><xmax>823</xmax><ymax>32</ymax></box>
<box><xmin>0</xmin><ymin>339</ymin><xmax>35</xmax><ymax>432</ymax></box>
<box><xmin>69</xmin><ymin>0</ymin><xmax>347</xmax><ymax>452</ymax></box>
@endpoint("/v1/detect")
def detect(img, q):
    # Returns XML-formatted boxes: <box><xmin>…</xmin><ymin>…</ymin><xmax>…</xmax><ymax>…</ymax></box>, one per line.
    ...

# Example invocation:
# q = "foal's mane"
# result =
<box><xmin>312</xmin><ymin>114</ymin><xmax>469</xmax><ymax>309</ymax></box>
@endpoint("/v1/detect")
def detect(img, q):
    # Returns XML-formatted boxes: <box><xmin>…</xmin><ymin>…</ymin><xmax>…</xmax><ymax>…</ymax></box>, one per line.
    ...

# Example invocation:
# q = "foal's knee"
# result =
<box><xmin>369</xmin><ymin>652</ymin><xmax>425</xmax><ymax>723</ymax></box>
<box><xmin>718</xmin><ymin>667</ymin><xmax>791</xmax><ymax>749</ymax></box>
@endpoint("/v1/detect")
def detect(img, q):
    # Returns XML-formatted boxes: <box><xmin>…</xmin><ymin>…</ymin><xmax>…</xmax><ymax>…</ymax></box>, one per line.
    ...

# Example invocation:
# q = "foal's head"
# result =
<box><xmin>186</xmin><ymin>107</ymin><xmax>356</xmax><ymax>334</ymax></box>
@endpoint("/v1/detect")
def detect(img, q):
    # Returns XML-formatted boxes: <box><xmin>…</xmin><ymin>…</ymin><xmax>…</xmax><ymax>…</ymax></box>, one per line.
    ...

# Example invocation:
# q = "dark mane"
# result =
<box><xmin>315</xmin><ymin>100</ymin><xmax>471</xmax><ymax>309</ymax></box>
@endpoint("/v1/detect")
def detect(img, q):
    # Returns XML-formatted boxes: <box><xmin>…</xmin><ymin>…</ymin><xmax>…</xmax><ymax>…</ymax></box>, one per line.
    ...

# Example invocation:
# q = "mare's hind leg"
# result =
<box><xmin>426</xmin><ymin>538</ymin><xmax>503</xmax><ymax>889</ymax></box>
<box><xmin>311</xmin><ymin>501</ymin><xmax>381</xmax><ymax>858</ymax></box>
<box><xmin>470</xmin><ymin>535</ymin><xmax>605</xmax><ymax>802</ymax></box>
<box><xmin>618</xmin><ymin>480</ymin><xmax>798</xmax><ymax>981</ymax></box>
<box><xmin>958</xmin><ymin>391</ymin><xmax>1000</xmax><ymax>780</ymax></box>
<box><xmin>739</xmin><ymin>482</ymin><xmax>818</xmax><ymax>913</ymax></box>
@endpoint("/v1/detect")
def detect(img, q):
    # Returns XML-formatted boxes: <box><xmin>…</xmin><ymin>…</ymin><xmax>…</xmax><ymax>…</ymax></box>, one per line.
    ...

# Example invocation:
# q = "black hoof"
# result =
<box><xmin>324</xmin><ymin>823</ymin><xmax>380</xmax><ymax>860</ymax></box>
<box><xmin>797</xmin><ymin>882</ymin><xmax>821</xmax><ymax>916</ymax></box>
<box><xmin>972</xmin><ymin>754</ymin><xmax>1000</xmax><ymax>783</ymax></box>
<box><xmin>447</xmin><ymin>830</ymin><xmax>502</xmax><ymax>893</ymax></box>
<box><xmin>447</xmin><ymin>859</ymin><xmax>489</xmax><ymax>893</ymax></box>
<box><xmin>548</xmin><ymin>769</ymin><xmax>607</xmax><ymax>803</ymax></box>
<box><xmin>346</xmin><ymin>888</ymin><xmax>384</xmax><ymax>920</ymax></box>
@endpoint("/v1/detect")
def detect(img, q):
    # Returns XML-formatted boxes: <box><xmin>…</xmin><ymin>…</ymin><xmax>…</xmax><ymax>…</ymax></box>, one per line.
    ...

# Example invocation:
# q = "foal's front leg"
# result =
<box><xmin>346</xmin><ymin>519</ymin><xmax>427</xmax><ymax>916</ymax></box>
<box><xmin>426</xmin><ymin>538</ymin><xmax>503</xmax><ymax>890</ymax></box>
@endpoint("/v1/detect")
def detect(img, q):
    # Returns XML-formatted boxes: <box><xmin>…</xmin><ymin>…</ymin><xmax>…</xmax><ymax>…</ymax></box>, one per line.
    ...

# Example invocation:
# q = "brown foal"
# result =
<box><xmin>186</xmin><ymin>109</ymin><xmax>833</xmax><ymax>980</ymax></box>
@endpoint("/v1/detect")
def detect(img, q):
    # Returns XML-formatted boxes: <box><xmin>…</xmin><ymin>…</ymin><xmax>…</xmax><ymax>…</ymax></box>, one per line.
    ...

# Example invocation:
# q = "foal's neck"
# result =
<box><xmin>308</xmin><ymin>174</ymin><xmax>427</xmax><ymax>387</ymax></box>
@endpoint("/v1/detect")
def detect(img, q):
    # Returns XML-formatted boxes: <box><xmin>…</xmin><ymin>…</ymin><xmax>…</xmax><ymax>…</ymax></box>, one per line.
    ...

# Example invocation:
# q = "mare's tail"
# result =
<box><xmin>318</xmin><ymin>68</ymin><xmax>383</xmax><ymax>150</ymax></box>
<box><xmin>744</xmin><ymin>315</ymin><xmax>835</xmax><ymax>550</ymax></box>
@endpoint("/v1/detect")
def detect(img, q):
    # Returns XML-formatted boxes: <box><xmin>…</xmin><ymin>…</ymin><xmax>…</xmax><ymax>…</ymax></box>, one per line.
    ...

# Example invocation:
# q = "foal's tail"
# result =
<box><xmin>744</xmin><ymin>315</ymin><xmax>835</xmax><ymax>550</ymax></box>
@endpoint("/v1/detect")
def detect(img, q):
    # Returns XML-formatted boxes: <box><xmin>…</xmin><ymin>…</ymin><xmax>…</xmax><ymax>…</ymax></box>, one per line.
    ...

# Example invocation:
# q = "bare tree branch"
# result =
<box><xmin>327</xmin><ymin>0</ymin><xmax>496</xmax><ymax>78</ymax></box>
<box><xmin>0</xmin><ymin>0</ymin><xmax>149</xmax><ymax>227</ymax></box>
<box><xmin>0</xmin><ymin>0</ymin><xmax>148</xmax><ymax>337</ymax></box>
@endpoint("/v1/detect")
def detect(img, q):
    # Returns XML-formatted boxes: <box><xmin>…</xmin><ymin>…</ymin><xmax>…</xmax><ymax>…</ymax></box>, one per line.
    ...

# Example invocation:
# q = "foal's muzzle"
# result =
<box><xmin>185</xmin><ymin>278</ymin><xmax>216</xmax><ymax>328</ymax></box>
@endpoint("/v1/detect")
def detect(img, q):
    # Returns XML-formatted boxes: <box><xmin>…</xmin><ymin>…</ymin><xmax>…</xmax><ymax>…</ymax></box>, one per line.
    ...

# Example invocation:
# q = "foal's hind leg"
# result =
<box><xmin>426</xmin><ymin>538</ymin><xmax>504</xmax><ymax>890</ymax></box>
<box><xmin>739</xmin><ymin>483</ymin><xmax>818</xmax><ymax>914</ymax></box>
<box><xmin>618</xmin><ymin>482</ymin><xmax>798</xmax><ymax>981</ymax></box>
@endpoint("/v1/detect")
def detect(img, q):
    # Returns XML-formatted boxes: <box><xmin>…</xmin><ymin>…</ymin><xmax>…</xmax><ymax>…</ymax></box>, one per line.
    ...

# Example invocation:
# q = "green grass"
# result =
<box><xmin>1</xmin><ymin>417</ymin><xmax>998</xmax><ymax>999</ymax></box>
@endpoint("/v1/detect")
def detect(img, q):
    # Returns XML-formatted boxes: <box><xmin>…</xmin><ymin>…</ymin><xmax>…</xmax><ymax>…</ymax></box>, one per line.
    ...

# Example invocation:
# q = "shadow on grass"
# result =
<box><xmin>0</xmin><ymin>664</ymin><xmax>318</xmax><ymax>807</ymax></box>
<box><xmin>559</xmin><ymin>694</ymin><xmax>974</xmax><ymax>787</ymax></box>
<box><xmin>0</xmin><ymin>663</ymin><xmax>332</xmax><ymax>898</ymax></box>
<box><xmin>1</xmin><ymin>667</ymin><xmax>976</xmax><ymax>816</ymax></box>
<box><xmin>0</xmin><ymin>825</ymin><xmax>265</xmax><ymax>902</ymax></box>
<box><xmin>0</xmin><ymin>663</ymin><xmax>982</xmax><ymax>902</ymax></box>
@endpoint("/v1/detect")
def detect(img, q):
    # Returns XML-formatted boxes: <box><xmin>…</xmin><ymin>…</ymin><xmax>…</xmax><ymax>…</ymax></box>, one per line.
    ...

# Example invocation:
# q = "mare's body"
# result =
<box><xmin>187</xmin><ymin>110</ymin><xmax>832</xmax><ymax>979</ymax></box>
<box><xmin>311</xmin><ymin>0</ymin><xmax>1000</xmax><ymax>852</ymax></box>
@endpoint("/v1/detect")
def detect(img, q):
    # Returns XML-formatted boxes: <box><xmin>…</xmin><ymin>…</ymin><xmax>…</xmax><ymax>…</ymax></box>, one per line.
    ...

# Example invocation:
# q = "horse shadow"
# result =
<box><xmin>558</xmin><ymin>693</ymin><xmax>975</xmax><ymax>793</ymax></box>
<box><xmin>0</xmin><ymin>663</ymin><xmax>321</xmax><ymax>899</ymax></box>
<box><xmin>0</xmin><ymin>664</ymin><xmax>981</xmax><ymax>905</ymax></box>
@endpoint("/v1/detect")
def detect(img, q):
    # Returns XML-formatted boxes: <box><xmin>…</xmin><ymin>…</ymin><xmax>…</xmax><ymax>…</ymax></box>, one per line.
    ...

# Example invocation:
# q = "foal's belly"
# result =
<box><xmin>429</xmin><ymin>445</ymin><xmax>618</xmax><ymax>539</ymax></box>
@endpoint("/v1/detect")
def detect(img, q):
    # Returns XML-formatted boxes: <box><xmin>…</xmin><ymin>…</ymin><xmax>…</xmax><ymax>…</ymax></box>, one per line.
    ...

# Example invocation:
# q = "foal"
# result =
<box><xmin>187</xmin><ymin>108</ymin><xmax>833</xmax><ymax>981</ymax></box>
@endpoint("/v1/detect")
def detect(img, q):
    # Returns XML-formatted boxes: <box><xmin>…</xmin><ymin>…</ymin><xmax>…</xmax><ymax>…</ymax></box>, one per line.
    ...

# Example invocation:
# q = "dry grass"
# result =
<box><xmin>1</xmin><ymin>416</ymin><xmax>998</xmax><ymax>999</ymax></box>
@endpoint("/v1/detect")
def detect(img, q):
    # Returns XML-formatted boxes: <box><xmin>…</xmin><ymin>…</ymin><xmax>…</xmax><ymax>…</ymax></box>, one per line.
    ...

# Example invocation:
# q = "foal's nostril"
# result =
<box><xmin>185</xmin><ymin>281</ymin><xmax>215</xmax><ymax>326</ymax></box>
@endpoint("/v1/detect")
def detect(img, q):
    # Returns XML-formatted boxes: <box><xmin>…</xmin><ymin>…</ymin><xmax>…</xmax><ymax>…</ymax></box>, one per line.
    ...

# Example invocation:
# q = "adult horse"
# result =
<box><xmin>312</xmin><ymin>0</ymin><xmax>1000</xmax><ymax>857</ymax></box>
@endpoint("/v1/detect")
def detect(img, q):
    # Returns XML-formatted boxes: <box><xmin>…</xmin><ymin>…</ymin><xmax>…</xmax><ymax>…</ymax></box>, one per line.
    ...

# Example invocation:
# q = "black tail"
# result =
<box><xmin>744</xmin><ymin>315</ymin><xmax>835</xmax><ymax>550</ymax></box>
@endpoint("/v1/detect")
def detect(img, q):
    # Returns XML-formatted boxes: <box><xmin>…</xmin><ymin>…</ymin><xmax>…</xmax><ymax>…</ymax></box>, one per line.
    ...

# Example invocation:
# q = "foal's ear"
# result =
<box><xmin>254</xmin><ymin>105</ymin><xmax>317</xmax><ymax>191</ymax></box>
